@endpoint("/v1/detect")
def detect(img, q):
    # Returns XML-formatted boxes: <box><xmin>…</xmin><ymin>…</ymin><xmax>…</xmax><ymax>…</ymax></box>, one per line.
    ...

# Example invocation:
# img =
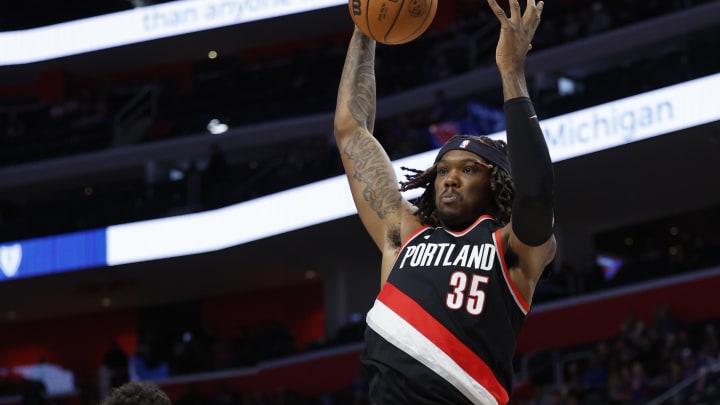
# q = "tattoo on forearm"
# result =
<box><xmin>344</xmin><ymin>131</ymin><xmax>402</xmax><ymax>220</ymax></box>
<box><xmin>345</xmin><ymin>33</ymin><xmax>376</xmax><ymax>129</ymax></box>
<box><xmin>339</xmin><ymin>32</ymin><xmax>396</xmax><ymax>219</ymax></box>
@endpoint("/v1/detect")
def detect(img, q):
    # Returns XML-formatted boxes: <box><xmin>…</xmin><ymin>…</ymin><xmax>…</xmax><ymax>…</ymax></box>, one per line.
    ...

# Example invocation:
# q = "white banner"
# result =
<box><xmin>0</xmin><ymin>0</ymin><xmax>345</xmax><ymax>65</ymax></box>
<box><xmin>488</xmin><ymin>73</ymin><xmax>720</xmax><ymax>161</ymax></box>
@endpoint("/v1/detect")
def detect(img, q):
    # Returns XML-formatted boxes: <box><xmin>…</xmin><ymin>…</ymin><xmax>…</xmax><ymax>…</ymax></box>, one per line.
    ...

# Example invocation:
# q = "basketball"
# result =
<box><xmin>348</xmin><ymin>0</ymin><xmax>438</xmax><ymax>45</ymax></box>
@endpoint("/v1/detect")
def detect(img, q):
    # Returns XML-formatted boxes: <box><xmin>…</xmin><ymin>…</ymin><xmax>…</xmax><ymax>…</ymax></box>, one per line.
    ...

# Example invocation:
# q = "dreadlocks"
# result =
<box><xmin>399</xmin><ymin>135</ymin><xmax>514</xmax><ymax>228</ymax></box>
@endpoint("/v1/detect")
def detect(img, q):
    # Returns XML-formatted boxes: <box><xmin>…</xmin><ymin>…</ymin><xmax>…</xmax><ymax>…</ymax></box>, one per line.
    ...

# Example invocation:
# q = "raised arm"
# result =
<box><xmin>487</xmin><ymin>0</ymin><xmax>557</xmax><ymax>302</ymax></box>
<box><xmin>334</xmin><ymin>27</ymin><xmax>417</xmax><ymax>267</ymax></box>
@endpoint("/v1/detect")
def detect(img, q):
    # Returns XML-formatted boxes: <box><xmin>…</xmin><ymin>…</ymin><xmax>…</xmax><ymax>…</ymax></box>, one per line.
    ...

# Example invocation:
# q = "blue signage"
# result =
<box><xmin>0</xmin><ymin>229</ymin><xmax>106</xmax><ymax>281</ymax></box>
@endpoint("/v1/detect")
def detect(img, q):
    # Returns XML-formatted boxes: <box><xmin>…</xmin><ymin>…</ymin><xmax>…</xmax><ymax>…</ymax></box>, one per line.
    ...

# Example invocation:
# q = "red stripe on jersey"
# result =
<box><xmin>493</xmin><ymin>229</ymin><xmax>530</xmax><ymax>313</ymax></box>
<box><xmin>377</xmin><ymin>282</ymin><xmax>509</xmax><ymax>404</ymax></box>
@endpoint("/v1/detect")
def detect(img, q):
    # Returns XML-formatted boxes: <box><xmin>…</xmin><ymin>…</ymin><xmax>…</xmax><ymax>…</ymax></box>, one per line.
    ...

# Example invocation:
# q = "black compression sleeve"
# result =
<box><xmin>505</xmin><ymin>97</ymin><xmax>554</xmax><ymax>246</ymax></box>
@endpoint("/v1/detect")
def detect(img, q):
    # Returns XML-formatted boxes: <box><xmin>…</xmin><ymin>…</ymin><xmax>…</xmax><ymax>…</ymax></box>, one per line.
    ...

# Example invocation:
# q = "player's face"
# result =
<box><xmin>434</xmin><ymin>150</ymin><xmax>493</xmax><ymax>230</ymax></box>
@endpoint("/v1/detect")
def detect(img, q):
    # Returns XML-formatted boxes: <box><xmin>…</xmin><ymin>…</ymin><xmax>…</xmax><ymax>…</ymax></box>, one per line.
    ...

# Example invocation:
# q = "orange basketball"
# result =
<box><xmin>349</xmin><ymin>0</ymin><xmax>438</xmax><ymax>45</ymax></box>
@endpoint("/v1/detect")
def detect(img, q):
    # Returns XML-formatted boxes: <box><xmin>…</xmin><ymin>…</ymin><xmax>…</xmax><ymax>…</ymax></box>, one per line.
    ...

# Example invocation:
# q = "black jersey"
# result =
<box><xmin>361</xmin><ymin>215</ymin><xmax>529</xmax><ymax>405</ymax></box>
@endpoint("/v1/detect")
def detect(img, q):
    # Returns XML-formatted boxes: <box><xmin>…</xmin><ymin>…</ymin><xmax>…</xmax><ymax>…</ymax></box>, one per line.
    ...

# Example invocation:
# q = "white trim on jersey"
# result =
<box><xmin>366</xmin><ymin>300</ymin><xmax>499</xmax><ymax>405</ymax></box>
<box><xmin>492</xmin><ymin>230</ymin><xmax>530</xmax><ymax>315</ymax></box>
<box><xmin>440</xmin><ymin>215</ymin><xmax>495</xmax><ymax>237</ymax></box>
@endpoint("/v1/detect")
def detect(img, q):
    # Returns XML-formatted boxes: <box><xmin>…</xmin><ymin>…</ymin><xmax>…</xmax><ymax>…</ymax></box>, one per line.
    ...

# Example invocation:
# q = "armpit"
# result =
<box><xmin>504</xmin><ymin>246</ymin><xmax>519</xmax><ymax>269</ymax></box>
<box><xmin>387</xmin><ymin>224</ymin><xmax>401</xmax><ymax>249</ymax></box>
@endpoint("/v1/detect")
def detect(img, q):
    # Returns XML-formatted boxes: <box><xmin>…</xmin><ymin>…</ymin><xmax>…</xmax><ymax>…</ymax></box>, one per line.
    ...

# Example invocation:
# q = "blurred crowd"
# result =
<box><xmin>522</xmin><ymin>304</ymin><xmax>720</xmax><ymax>405</ymax></box>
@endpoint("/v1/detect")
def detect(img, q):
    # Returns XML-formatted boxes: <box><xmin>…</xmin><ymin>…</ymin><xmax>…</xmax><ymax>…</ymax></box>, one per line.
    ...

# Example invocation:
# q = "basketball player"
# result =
<box><xmin>100</xmin><ymin>381</ymin><xmax>171</xmax><ymax>405</ymax></box>
<box><xmin>333</xmin><ymin>0</ymin><xmax>555</xmax><ymax>404</ymax></box>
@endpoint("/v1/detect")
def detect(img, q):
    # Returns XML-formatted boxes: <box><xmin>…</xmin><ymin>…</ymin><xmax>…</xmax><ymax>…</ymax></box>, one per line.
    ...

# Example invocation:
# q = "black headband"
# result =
<box><xmin>435</xmin><ymin>137</ymin><xmax>512</xmax><ymax>175</ymax></box>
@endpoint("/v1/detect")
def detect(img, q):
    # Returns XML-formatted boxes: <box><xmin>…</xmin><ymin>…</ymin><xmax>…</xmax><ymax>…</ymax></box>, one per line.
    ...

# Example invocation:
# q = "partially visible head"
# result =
<box><xmin>101</xmin><ymin>382</ymin><xmax>171</xmax><ymax>405</ymax></box>
<box><xmin>400</xmin><ymin>135</ymin><xmax>514</xmax><ymax>229</ymax></box>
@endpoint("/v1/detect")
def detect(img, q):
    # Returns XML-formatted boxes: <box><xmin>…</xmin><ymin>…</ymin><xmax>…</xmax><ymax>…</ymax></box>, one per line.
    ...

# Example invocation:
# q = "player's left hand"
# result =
<box><xmin>486</xmin><ymin>0</ymin><xmax>543</xmax><ymax>72</ymax></box>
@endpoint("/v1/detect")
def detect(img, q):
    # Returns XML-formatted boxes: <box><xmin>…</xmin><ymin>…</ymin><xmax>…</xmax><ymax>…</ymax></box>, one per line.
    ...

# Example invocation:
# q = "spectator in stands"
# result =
<box><xmin>333</xmin><ymin>0</ymin><xmax>555</xmax><ymax>403</ymax></box>
<box><xmin>428</xmin><ymin>89</ymin><xmax>462</xmax><ymax>124</ymax></box>
<box><xmin>607</xmin><ymin>364</ymin><xmax>632</xmax><ymax>404</ymax></box>
<box><xmin>653</xmin><ymin>358</ymin><xmax>685</xmax><ymax>397</ymax></box>
<box><xmin>100</xmin><ymin>381</ymin><xmax>170</xmax><ymax>405</ymax></box>
<box><xmin>562</xmin><ymin>360</ymin><xmax>585</xmax><ymax>401</ymax></box>
<box><xmin>131</xmin><ymin>333</ymin><xmax>169</xmax><ymax>381</ymax></box>
<box><xmin>628</xmin><ymin>361</ymin><xmax>650</xmax><ymax>403</ymax></box>
<box><xmin>634</xmin><ymin>333</ymin><xmax>662</xmax><ymax>377</ymax></box>
<box><xmin>650</xmin><ymin>302</ymin><xmax>679</xmax><ymax>339</ymax></box>
<box><xmin>202</xmin><ymin>143</ymin><xmax>230</xmax><ymax>208</ymax></box>
<box><xmin>375</xmin><ymin>113</ymin><xmax>432</xmax><ymax>160</ymax></box>
<box><xmin>20</xmin><ymin>380</ymin><xmax>46</xmax><ymax>405</ymax></box>
<box><xmin>100</xmin><ymin>340</ymin><xmax>130</xmax><ymax>399</ymax></box>
<box><xmin>579</xmin><ymin>349</ymin><xmax>609</xmax><ymax>400</ymax></box>
<box><xmin>184</xmin><ymin>161</ymin><xmax>203</xmax><ymax>209</ymax></box>
<box><xmin>699</xmin><ymin>323</ymin><xmax>719</xmax><ymax>365</ymax></box>
<box><xmin>618</xmin><ymin>312</ymin><xmax>645</xmax><ymax>348</ymax></box>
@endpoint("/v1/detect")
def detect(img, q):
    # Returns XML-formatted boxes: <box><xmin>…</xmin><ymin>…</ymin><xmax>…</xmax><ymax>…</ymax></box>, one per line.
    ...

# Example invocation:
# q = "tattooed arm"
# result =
<box><xmin>334</xmin><ymin>27</ymin><xmax>419</xmax><ymax>284</ymax></box>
